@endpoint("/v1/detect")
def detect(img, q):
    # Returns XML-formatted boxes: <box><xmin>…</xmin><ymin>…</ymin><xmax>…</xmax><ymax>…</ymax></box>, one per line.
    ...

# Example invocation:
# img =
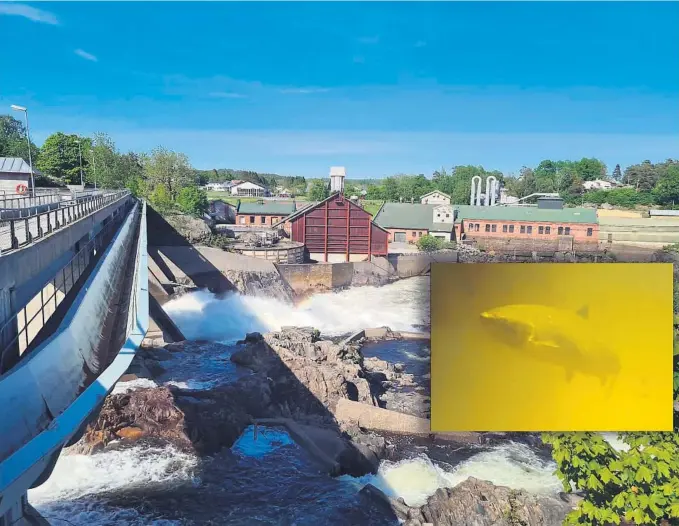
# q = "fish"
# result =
<box><xmin>479</xmin><ymin>303</ymin><xmax>621</xmax><ymax>388</ymax></box>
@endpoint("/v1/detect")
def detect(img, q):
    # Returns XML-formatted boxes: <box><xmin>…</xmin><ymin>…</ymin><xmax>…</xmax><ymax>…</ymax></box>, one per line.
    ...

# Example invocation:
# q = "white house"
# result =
<box><xmin>230</xmin><ymin>181</ymin><xmax>268</xmax><ymax>197</ymax></box>
<box><xmin>420</xmin><ymin>190</ymin><xmax>451</xmax><ymax>205</ymax></box>
<box><xmin>583</xmin><ymin>179</ymin><xmax>614</xmax><ymax>191</ymax></box>
<box><xmin>205</xmin><ymin>182</ymin><xmax>230</xmax><ymax>192</ymax></box>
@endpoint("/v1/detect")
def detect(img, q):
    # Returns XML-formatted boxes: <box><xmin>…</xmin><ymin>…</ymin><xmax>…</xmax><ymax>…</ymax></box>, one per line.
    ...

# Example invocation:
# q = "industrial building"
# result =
<box><xmin>235</xmin><ymin>200</ymin><xmax>297</xmax><ymax>229</ymax></box>
<box><xmin>281</xmin><ymin>167</ymin><xmax>389</xmax><ymax>262</ymax></box>
<box><xmin>373</xmin><ymin>175</ymin><xmax>599</xmax><ymax>250</ymax></box>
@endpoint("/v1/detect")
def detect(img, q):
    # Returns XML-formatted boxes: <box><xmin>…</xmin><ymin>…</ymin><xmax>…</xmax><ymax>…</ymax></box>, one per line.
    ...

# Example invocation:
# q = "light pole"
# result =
<box><xmin>90</xmin><ymin>148</ymin><xmax>97</xmax><ymax>190</ymax></box>
<box><xmin>10</xmin><ymin>105</ymin><xmax>35</xmax><ymax>197</ymax></box>
<box><xmin>75</xmin><ymin>139</ymin><xmax>84</xmax><ymax>188</ymax></box>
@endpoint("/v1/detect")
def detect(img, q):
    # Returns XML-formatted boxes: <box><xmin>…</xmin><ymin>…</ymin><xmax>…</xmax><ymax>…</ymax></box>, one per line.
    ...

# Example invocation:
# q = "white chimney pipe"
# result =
<box><xmin>470</xmin><ymin>175</ymin><xmax>482</xmax><ymax>206</ymax></box>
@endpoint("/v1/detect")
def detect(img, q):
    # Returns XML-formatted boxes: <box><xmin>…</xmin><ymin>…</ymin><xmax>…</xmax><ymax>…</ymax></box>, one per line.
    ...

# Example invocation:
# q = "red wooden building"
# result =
<box><xmin>284</xmin><ymin>193</ymin><xmax>389</xmax><ymax>262</ymax></box>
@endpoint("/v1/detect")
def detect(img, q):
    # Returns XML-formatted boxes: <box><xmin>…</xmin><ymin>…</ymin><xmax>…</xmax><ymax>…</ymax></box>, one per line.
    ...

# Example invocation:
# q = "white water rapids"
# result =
<box><xmin>163</xmin><ymin>276</ymin><xmax>430</xmax><ymax>341</ymax></box>
<box><xmin>29</xmin><ymin>277</ymin><xmax>571</xmax><ymax>524</ymax></box>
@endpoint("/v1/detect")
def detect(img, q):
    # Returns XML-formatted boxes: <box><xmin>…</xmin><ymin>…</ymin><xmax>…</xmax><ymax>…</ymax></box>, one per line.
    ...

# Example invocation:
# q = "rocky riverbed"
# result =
<box><xmin>60</xmin><ymin>325</ymin><xmax>577</xmax><ymax>526</ymax></box>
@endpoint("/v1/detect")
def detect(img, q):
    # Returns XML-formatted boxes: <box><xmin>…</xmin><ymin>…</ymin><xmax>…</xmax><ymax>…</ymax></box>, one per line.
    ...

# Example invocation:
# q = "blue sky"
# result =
<box><xmin>1</xmin><ymin>1</ymin><xmax>678</xmax><ymax>179</ymax></box>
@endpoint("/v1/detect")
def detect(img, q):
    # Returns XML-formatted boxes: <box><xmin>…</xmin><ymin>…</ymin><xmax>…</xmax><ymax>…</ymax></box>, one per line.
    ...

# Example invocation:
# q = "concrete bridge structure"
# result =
<box><xmin>0</xmin><ymin>191</ymin><xmax>165</xmax><ymax>525</ymax></box>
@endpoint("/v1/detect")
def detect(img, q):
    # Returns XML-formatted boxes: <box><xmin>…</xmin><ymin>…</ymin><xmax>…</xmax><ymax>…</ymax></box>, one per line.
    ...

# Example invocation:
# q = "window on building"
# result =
<box><xmin>587</xmin><ymin>228</ymin><xmax>593</xmax><ymax>237</ymax></box>
<box><xmin>565</xmin><ymin>227</ymin><xmax>571</xmax><ymax>235</ymax></box>
<box><xmin>546</xmin><ymin>226</ymin><xmax>551</xmax><ymax>234</ymax></box>
<box><xmin>475</xmin><ymin>224</ymin><xmax>480</xmax><ymax>232</ymax></box>
<box><xmin>239</xmin><ymin>217</ymin><xmax>245</xmax><ymax>224</ymax></box>
<box><xmin>491</xmin><ymin>224</ymin><xmax>497</xmax><ymax>232</ymax></box>
<box><xmin>261</xmin><ymin>216</ymin><xmax>266</xmax><ymax>224</ymax></box>
<box><xmin>558</xmin><ymin>226</ymin><xmax>564</xmax><ymax>235</ymax></box>
<box><xmin>520</xmin><ymin>225</ymin><xmax>526</xmax><ymax>234</ymax></box>
<box><xmin>509</xmin><ymin>225</ymin><xmax>514</xmax><ymax>233</ymax></box>
<box><xmin>250</xmin><ymin>216</ymin><xmax>255</xmax><ymax>223</ymax></box>
<box><xmin>418</xmin><ymin>231</ymin><xmax>423</xmax><ymax>237</ymax></box>
<box><xmin>502</xmin><ymin>224</ymin><xmax>508</xmax><ymax>233</ymax></box>
<box><xmin>445</xmin><ymin>213</ymin><xmax>450</xmax><ymax>219</ymax></box>
<box><xmin>485</xmin><ymin>224</ymin><xmax>490</xmax><ymax>232</ymax></box>
<box><xmin>412</xmin><ymin>231</ymin><xmax>417</xmax><ymax>238</ymax></box>
<box><xmin>538</xmin><ymin>226</ymin><xmax>544</xmax><ymax>234</ymax></box>
<box><xmin>527</xmin><ymin>225</ymin><xmax>533</xmax><ymax>234</ymax></box>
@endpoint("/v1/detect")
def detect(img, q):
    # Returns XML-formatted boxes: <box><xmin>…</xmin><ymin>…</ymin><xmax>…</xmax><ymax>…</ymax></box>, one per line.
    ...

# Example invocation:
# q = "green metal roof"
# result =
<box><xmin>374</xmin><ymin>202</ymin><xmax>598</xmax><ymax>232</ymax></box>
<box><xmin>455</xmin><ymin>205</ymin><xmax>598</xmax><ymax>224</ymax></box>
<box><xmin>236</xmin><ymin>201</ymin><xmax>297</xmax><ymax>216</ymax></box>
<box><xmin>373</xmin><ymin>203</ymin><xmax>454</xmax><ymax>232</ymax></box>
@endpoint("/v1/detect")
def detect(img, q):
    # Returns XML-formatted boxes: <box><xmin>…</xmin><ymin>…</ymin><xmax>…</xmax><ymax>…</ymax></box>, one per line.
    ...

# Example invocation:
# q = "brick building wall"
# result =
<box><xmin>385</xmin><ymin>228</ymin><xmax>429</xmax><ymax>243</ymax></box>
<box><xmin>461</xmin><ymin>219</ymin><xmax>598</xmax><ymax>243</ymax></box>
<box><xmin>236</xmin><ymin>213</ymin><xmax>289</xmax><ymax>227</ymax></box>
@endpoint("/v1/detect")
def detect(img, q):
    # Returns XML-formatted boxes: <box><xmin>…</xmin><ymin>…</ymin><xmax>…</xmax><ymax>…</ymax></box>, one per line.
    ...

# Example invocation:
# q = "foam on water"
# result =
<box><xmin>163</xmin><ymin>276</ymin><xmax>430</xmax><ymax>342</ymax></box>
<box><xmin>29</xmin><ymin>445</ymin><xmax>198</xmax><ymax>525</ymax></box>
<box><xmin>111</xmin><ymin>377</ymin><xmax>158</xmax><ymax>395</ymax></box>
<box><xmin>345</xmin><ymin>442</ymin><xmax>561</xmax><ymax>508</ymax></box>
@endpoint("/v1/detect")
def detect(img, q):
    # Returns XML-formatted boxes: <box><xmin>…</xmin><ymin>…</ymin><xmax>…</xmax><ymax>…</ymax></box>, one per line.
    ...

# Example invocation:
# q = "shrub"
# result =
<box><xmin>176</xmin><ymin>185</ymin><xmax>209</xmax><ymax>217</ymax></box>
<box><xmin>149</xmin><ymin>184</ymin><xmax>174</xmax><ymax>213</ymax></box>
<box><xmin>417</xmin><ymin>234</ymin><xmax>443</xmax><ymax>252</ymax></box>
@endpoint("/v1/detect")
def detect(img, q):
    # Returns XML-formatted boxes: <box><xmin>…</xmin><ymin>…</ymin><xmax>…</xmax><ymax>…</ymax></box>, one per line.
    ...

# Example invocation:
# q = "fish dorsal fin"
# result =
<box><xmin>576</xmin><ymin>305</ymin><xmax>589</xmax><ymax>320</ymax></box>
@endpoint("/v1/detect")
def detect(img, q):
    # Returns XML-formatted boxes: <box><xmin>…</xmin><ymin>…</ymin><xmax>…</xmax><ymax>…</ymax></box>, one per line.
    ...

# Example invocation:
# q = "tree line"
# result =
<box><xmin>3</xmin><ymin>113</ymin><xmax>678</xmax><ymax>211</ymax></box>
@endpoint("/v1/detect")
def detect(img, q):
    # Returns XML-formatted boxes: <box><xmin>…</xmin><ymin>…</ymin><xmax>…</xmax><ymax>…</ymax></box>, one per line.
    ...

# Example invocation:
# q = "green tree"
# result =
<box><xmin>142</xmin><ymin>147</ymin><xmax>195</xmax><ymax>198</ymax></box>
<box><xmin>624</xmin><ymin>161</ymin><xmax>658</xmax><ymax>192</ymax></box>
<box><xmin>366</xmin><ymin>183</ymin><xmax>386</xmax><ymax>200</ymax></box>
<box><xmin>612</xmin><ymin>164</ymin><xmax>622</xmax><ymax>181</ymax></box>
<box><xmin>88</xmin><ymin>132</ymin><xmax>121</xmax><ymax>188</ymax></box>
<box><xmin>149</xmin><ymin>184</ymin><xmax>174</xmax><ymax>213</ymax></box>
<box><xmin>0</xmin><ymin>115</ymin><xmax>40</xmax><ymax>167</ymax></box>
<box><xmin>176</xmin><ymin>185</ymin><xmax>209</xmax><ymax>216</ymax></box>
<box><xmin>382</xmin><ymin>177</ymin><xmax>400</xmax><ymax>201</ymax></box>
<box><xmin>308</xmin><ymin>179</ymin><xmax>329</xmax><ymax>201</ymax></box>
<box><xmin>653</xmin><ymin>166</ymin><xmax>679</xmax><ymax>206</ymax></box>
<box><xmin>575</xmin><ymin>158</ymin><xmax>607</xmax><ymax>181</ymax></box>
<box><xmin>36</xmin><ymin>132</ymin><xmax>91</xmax><ymax>185</ymax></box>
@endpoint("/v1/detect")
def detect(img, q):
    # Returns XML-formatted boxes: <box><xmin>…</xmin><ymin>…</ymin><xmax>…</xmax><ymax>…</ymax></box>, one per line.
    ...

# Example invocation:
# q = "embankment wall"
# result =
<box><xmin>276</xmin><ymin>251</ymin><xmax>459</xmax><ymax>296</ymax></box>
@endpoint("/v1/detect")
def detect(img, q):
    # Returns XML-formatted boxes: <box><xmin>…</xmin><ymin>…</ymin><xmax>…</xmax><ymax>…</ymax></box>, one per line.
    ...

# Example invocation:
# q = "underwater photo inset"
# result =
<box><xmin>430</xmin><ymin>263</ymin><xmax>674</xmax><ymax>432</ymax></box>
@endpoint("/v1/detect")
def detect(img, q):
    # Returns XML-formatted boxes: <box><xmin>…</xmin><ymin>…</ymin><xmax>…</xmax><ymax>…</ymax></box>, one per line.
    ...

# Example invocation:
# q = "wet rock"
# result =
<box><xmin>361</xmin><ymin>477</ymin><xmax>580</xmax><ymax>526</ymax></box>
<box><xmin>231</xmin><ymin>327</ymin><xmax>377</xmax><ymax>414</ymax></box>
<box><xmin>71</xmin><ymin>387</ymin><xmax>191</xmax><ymax>454</ymax></box>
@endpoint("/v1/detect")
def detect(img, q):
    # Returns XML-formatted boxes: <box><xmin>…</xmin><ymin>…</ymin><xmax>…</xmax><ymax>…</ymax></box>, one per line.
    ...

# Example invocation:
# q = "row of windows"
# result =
<box><xmin>239</xmin><ymin>215</ymin><xmax>281</xmax><ymax>224</ymax></box>
<box><xmin>465</xmin><ymin>223</ymin><xmax>593</xmax><ymax>237</ymax></box>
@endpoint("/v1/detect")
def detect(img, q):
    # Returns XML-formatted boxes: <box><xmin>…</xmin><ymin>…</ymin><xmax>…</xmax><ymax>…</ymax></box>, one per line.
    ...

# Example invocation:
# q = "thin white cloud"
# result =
<box><xmin>279</xmin><ymin>87</ymin><xmax>329</xmax><ymax>95</ymax></box>
<box><xmin>415</xmin><ymin>40</ymin><xmax>427</xmax><ymax>48</ymax></box>
<box><xmin>75</xmin><ymin>49</ymin><xmax>98</xmax><ymax>62</ymax></box>
<box><xmin>0</xmin><ymin>2</ymin><xmax>59</xmax><ymax>25</ymax></box>
<box><xmin>358</xmin><ymin>36</ymin><xmax>380</xmax><ymax>45</ymax></box>
<box><xmin>209</xmin><ymin>91</ymin><xmax>248</xmax><ymax>99</ymax></box>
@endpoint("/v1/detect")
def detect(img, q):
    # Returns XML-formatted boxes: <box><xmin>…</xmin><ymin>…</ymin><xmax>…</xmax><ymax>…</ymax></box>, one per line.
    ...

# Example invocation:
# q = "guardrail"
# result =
<box><xmin>0</xmin><ymin>198</ymin><xmax>134</xmax><ymax>372</ymax></box>
<box><xmin>0</xmin><ymin>201</ymin><xmax>147</xmax><ymax>522</ymax></box>
<box><xmin>0</xmin><ymin>190</ymin><xmax>130</xmax><ymax>253</ymax></box>
<box><xmin>0</xmin><ymin>193</ymin><xmax>62</xmax><ymax>210</ymax></box>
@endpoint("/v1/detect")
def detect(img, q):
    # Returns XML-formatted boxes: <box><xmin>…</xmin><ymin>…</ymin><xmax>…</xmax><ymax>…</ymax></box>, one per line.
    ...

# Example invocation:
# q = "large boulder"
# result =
<box><xmin>360</xmin><ymin>477</ymin><xmax>580</xmax><ymax>526</ymax></box>
<box><xmin>163</xmin><ymin>213</ymin><xmax>213</xmax><ymax>244</ymax></box>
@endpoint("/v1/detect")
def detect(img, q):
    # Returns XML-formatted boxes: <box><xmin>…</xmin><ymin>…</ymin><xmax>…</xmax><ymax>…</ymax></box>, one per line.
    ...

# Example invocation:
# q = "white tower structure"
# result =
<box><xmin>330</xmin><ymin>166</ymin><xmax>346</xmax><ymax>194</ymax></box>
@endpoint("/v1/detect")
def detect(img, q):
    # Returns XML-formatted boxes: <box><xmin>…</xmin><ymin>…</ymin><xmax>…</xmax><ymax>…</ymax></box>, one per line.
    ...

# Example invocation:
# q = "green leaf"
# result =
<box><xmin>635</xmin><ymin>465</ymin><xmax>654</xmax><ymax>484</ymax></box>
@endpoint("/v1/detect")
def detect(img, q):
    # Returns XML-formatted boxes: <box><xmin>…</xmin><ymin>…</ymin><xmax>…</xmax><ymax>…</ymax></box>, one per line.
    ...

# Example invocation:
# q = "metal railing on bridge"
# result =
<box><xmin>0</xmin><ymin>190</ymin><xmax>130</xmax><ymax>253</ymax></box>
<box><xmin>0</xmin><ymin>198</ymin><xmax>134</xmax><ymax>373</ymax></box>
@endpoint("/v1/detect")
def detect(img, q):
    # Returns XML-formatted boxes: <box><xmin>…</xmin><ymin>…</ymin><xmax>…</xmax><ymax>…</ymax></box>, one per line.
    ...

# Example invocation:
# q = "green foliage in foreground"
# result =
<box><xmin>543</xmin><ymin>432</ymin><xmax>679</xmax><ymax>525</ymax></box>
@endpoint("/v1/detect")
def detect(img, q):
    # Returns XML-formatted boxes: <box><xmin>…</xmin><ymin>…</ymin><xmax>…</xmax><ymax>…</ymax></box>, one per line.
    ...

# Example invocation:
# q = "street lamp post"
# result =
<box><xmin>76</xmin><ymin>139</ymin><xmax>84</xmax><ymax>188</ymax></box>
<box><xmin>10</xmin><ymin>105</ymin><xmax>35</xmax><ymax>198</ymax></box>
<box><xmin>90</xmin><ymin>148</ymin><xmax>97</xmax><ymax>190</ymax></box>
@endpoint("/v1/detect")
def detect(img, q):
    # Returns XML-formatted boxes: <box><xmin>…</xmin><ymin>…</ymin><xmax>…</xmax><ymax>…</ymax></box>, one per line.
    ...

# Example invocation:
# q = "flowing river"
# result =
<box><xmin>28</xmin><ymin>276</ymin><xmax>563</xmax><ymax>525</ymax></box>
